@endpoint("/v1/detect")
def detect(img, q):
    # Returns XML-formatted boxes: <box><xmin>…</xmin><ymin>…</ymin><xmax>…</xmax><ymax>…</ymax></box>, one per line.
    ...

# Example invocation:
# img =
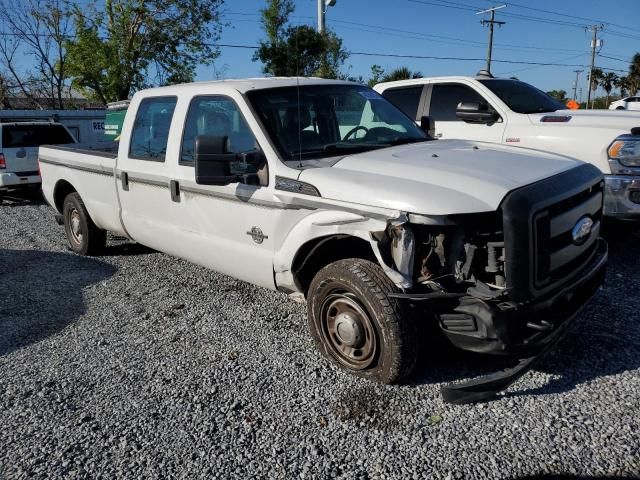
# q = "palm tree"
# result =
<box><xmin>615</xmin><ymin>76</ymin><xmax>629</xmax><ymax>98</ymax></box>
<box><xmin>628</xmin><ymin>52</ymin><xmax>640</xmax><ymax>95</ymax></box>
<box><xmin>588</xmin><ymin>68</ymin><xmax>603</xmax><ymax>109</ymax></box>
<box><xmin>600</xmin><ymin>72</ymin><xmax>618</xmax><ymax>107</ymax></box>
<box><xmin>381</xmin><ymin>67</ymin><xmax>423</xmax><ymax>83</ymax></box>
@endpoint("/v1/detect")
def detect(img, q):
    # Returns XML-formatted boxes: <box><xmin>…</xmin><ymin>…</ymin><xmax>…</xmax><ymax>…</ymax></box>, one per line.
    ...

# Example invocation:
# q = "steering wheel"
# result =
<box><xmin>342</xmin><ymin>125</ymin><xmax>369</xmax><ymax>141</ymax></box>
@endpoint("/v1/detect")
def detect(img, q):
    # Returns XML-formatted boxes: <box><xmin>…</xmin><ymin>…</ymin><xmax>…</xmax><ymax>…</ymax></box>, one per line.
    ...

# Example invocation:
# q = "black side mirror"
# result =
<box><xmin>455</xmin><ymin>102</ymin><xmax>499</xmax><ymax>124</ymax></box>
<box><xmin>194</xmin><ymin>135</ymin><xmax>238</xmax><ymax>186</ymax></box>
<box><xmin>420</xmin><ymin>116</ymin><xmax>435</xmax><ymax>136</ymax></box>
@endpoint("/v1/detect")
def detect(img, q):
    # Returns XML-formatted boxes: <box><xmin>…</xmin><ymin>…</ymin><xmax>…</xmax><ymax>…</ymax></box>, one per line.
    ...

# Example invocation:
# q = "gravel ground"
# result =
<box><xmin>0</xmin><ymin>191</ymin><xmax>639</xmax><ymax>479</ymax></box>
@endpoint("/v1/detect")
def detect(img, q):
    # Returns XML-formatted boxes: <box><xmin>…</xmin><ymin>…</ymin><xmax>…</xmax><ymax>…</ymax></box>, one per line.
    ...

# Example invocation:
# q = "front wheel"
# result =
<box><xmin>307</xmin><ymin>259</ymin><xmax>417</xmax><ymax>384</ymax></box>
<box><xmin>62</xmin><ymin>192</ymin><xmax>106</xmax><ymax>255</ymax></box>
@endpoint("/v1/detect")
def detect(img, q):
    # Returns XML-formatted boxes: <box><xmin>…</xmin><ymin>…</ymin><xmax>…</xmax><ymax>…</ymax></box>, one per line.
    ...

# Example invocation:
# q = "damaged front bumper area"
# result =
<box><xmin>438</xmin><ymin>239</ymin><xmax>607</xmax><ymax>357</ymax></box>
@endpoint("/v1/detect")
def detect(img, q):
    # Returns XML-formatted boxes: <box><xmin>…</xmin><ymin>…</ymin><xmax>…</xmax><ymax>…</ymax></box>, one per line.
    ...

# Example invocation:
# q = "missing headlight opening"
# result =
<box><xmin>389</xmin><ymin>212</ymin><xmax>506</xmax><ymax>295</ymax></box>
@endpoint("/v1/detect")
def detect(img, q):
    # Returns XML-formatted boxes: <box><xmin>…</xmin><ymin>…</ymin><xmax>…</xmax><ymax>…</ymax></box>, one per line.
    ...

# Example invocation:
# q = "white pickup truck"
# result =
<box><xmin>375</xmin><ymin>73</ymin><xmax>640</xmax><ymax>218</ymax></box>
<box><xmin>39</xmin><ymin>78</ymin><xmax>607</xmax><ymax>403</ymax></box>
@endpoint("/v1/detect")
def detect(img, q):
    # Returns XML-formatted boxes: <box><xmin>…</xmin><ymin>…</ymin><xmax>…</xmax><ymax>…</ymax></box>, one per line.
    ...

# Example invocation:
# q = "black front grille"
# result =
<box><xmin>501</xmin><ymin>163</ymin><xmax>604</xmax><ymax>303</ymax></box>
<box><xmin>534</xmin><ymin>182</ymin><xmax>603</xmax><ymax>287</ymax></box>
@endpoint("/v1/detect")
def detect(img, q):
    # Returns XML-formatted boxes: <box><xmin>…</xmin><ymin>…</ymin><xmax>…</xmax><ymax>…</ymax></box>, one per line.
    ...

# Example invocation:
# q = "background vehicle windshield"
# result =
<box><xmin>246</xmin><ymin>84</ymin><xmax>428</xmax><ymax>162</ymax></box>
<box><xmin>479</xmin><ymin>79</ymin><xmax>564</xmax><ymax>114</ymax></box>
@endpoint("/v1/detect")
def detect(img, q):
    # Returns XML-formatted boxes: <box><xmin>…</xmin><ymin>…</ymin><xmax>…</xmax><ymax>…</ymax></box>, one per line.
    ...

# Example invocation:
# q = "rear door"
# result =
<box><xmin>115</xmin><ymin>96</ymin><xmax>179</xmax><ymax>252</ymax></box>
<box><xmin>423</xmin><ymin>83</ymin><xmax>506</xmax><ymax>143</ymax></box>
<box><xmin>1</xmin><ymin>124</ymin><xmax>74</xmax><ymax>175</ymax></box>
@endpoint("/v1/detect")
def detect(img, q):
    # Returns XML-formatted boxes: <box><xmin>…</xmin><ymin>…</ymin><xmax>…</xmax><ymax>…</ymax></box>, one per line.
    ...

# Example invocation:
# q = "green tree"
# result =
<box><xmin>66</xmin><ymin>0</ymin><xmax>225</xmax><ymax>103</ymax></box>
<box><xmin>627</xmin><ymin>52</ymin><xmax>640</xmax><ymax>95</ymax></box>
<box><xmin>253</xmin><ymin>0</ymin><xmax>348</xmax><ymax>79</ymax></box>
<box><xmin>600</xmin><ymin>71</ymin><xmax>618</xmax><ymax>107</ymax></box>
<box><xmin>367</xmin><ymin>64</ymin><xmax>385</xmax><ymax>87</ymax></box>
<box><xmin>546</xmin><ymin>89</ymin><xmax>567</xmax><ymax>102</ymax></box>
<box><xmin>381</xmin><ymin>66</ymin><xmax>422</xmax><ymax>83</ymax></box>
<box><xmin>615</xmin><ymin>75</ymin><xmax>629</xmax><ymax>97</ymax></box>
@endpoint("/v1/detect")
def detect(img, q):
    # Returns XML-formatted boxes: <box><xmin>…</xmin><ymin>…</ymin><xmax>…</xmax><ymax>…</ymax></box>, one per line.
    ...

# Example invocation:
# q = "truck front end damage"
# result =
<box><xmin>373</xmin><ymin>163</ymin><xmax>608</xmax><ymax>403</ymax></box>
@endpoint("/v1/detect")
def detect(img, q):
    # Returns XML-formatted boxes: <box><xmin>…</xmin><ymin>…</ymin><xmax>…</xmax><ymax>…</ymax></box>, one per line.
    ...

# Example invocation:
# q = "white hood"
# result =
<box><xmin>528</xmin><ymin>109</ymin><xmax>640</xmax><ymax>130</ymax></box>
<box><xmin>298</xmin><ymin>140</ymin><xmax>581</xmax><ymax>216</ymax></box>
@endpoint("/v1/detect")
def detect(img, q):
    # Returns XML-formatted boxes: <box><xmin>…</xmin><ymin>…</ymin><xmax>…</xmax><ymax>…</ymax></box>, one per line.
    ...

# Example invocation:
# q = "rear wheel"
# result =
<box><xmin>616</xmin><ymin>106</ymin><xmax>625</xmax><ymax>110</ymax></box>
<box><xmin>307</xmin><ymin>259</ymin><xmax>417</xmax><ymax>384</ymax></box>
<box><xmin>62</xmin><ymin>192</ymin><xmax>106</xmax><ymax>255</ymax></box>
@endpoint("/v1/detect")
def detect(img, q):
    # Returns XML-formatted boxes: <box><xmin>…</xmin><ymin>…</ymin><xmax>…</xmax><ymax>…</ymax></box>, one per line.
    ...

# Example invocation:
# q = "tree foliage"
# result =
<box><xmin>546</xmin><ymin>89</ymin><xmax>567</xmax><ymax>102</ymax></box>
<box><xmin>66</xmin><ymin>0</ymin><xmax>225</xmax><ymax>103</ymax></box>
<box><xmin>253</xmin><ymin>0</ymin><xmax>348</xmax><ymax>79</ymax></box>
<box><xmin>0</xmin><ymin>0</ymin><xmax>73</xmax><ymax>109</ymax></box>
<box><xmin>381</xmin><ymin>67</ymin><xmax>422</xmax><ymax>83</ymax></box>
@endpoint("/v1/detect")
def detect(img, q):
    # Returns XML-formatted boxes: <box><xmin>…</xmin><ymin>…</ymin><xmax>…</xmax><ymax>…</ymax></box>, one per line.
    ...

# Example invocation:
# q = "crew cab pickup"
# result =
<box><xmin>374</xmin><ymin>74</ymin><xmax>640</xmax><ymax>218</ymax></box>
<box><xmin>39</xmin><ymin>78</ymin><xmax>607</xmax><ymax>403</ymax></box>
<box><xmin>0</xmin><ymin>122</ymin><xmax>75</xmax><ymax>200</ymax></box>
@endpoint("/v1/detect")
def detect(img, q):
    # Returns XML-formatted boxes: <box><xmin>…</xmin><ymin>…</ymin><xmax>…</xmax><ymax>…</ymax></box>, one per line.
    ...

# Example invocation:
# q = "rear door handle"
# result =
<box><xmin>170</xmin><ymin>180</ymin><xmax>180</xmax><ymax>202</ymax></box>
<box><xmin>121</xmin><ymin>171</ymin><xmax>129</xmax><ymax>191</ymax></box>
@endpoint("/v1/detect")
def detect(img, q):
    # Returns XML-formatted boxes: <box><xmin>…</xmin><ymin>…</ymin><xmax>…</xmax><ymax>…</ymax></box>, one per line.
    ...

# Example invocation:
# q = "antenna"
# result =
<box><xmin>295</xmin><ymin>32</ymin><xmax>303</xmax><ymax>168</ymax></box>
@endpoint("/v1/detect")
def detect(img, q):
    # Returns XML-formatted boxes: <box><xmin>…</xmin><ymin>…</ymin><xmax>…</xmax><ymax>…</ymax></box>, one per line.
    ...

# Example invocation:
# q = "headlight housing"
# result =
<box><xmin>608</xmin><ymin>135</ymin><xmax>640</xmax><ymax>167</ymax></box>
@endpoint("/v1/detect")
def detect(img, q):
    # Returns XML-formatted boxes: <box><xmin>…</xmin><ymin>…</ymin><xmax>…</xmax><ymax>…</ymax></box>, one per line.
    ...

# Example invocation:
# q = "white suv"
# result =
<box><xmin>609</xmin><ymin>96</ymin><xmax>640</xmax><ymax>111</ymax></box>
<box><xmin>0</xmin><ymin>122</ymin><xmax>75</xmax><ymax>200</ymax></box>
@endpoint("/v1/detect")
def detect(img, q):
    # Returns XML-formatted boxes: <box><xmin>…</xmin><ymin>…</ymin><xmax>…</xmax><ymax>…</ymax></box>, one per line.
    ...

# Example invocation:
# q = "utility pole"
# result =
<box><xmin>477</xmin><ymin>5</ymin><xmax>506</xmax><ymax>74</ymax></box>
<box><xmin>317</xmin><ymin>0</ymin><xmax>336</xmax><ymax>34</ymax></box>
<box><xmin>586</xmin><ymin>24</ymin><xmax>603</xmax><ymax>109</ymax></box>
<box><xmin>572</xmin><ymin>69</ymin><xmax>583</xmax><ymax>101</ymax></box>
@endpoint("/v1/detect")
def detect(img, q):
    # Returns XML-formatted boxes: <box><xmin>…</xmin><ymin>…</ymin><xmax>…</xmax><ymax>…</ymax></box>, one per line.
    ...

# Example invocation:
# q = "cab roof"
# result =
<box><xmin>134</xmin><ymin>77</ymin><xmax>355</xmax><ymax>98</ymax></box>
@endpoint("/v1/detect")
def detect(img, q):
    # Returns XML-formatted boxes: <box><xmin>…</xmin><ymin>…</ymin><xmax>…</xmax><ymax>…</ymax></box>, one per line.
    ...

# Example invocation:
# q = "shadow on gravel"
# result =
<box><xmin>0</xmin><ymin>249</ymin><xmax>116</xmax><ymax>356</ymax></box>
<box><xmin>410</xmin><ymin>222</ymin><xmax>640</xmax><ymax>401</ymax></box>
<box><xmin>0</xmin><ymin>188</ymin><xmax>45</xmax><ymax>207</ymax></box>
<box><xmin>101</xmin><ymin>241</ymin><xmax>155</xmax><ymax>257</ymax></box>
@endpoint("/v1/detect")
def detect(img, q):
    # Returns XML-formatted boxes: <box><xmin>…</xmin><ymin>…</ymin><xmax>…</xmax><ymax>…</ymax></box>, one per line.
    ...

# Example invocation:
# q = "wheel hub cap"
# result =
<box><xmin>320</xmin><ymin>292</ymin><xmax>378</xmax><ymax>370</ymax></box>
<box><xmin>335</xmin><ymin>312</ymin><xmax>364</xmax><ymax>347</ymax></box>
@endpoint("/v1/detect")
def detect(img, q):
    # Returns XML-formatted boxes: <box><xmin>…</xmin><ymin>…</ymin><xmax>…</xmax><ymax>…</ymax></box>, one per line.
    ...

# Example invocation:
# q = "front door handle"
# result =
<box><xmin>170</xmin><ymin>180</ymin><xmax>180</xmax><ymax>202</ymax></box>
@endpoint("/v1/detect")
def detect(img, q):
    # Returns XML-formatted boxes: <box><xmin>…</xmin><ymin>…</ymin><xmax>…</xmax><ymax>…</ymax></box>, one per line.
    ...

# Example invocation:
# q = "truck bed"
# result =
<box><xmin>39</xmin><ymin>142</ymin><xmax>126</xmax><ymax>236</ymax></box>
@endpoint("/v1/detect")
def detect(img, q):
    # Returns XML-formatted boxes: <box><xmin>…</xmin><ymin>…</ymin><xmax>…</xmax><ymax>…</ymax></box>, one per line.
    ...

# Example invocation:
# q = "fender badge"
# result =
<box><xmin>247</xmin><ymin>226</ymin><xmax>268</xmax><ymax>244</ymax></box>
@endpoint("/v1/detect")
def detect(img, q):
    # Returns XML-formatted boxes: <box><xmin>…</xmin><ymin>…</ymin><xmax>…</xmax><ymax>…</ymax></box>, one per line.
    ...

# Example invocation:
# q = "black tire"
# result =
<box><xmin>62</xmin><ymin>192</ymin><xmax>106</xmax><ymax>255</ymax></box>
<box><xmin>307</xmin><ymin>258</ymin><xmax>417</xmax><ymax>384</ymax></box>
<box><xmin>616</xmin><ymin>106</ymin><xmax>625</xmax><ymax>110</ymax></box>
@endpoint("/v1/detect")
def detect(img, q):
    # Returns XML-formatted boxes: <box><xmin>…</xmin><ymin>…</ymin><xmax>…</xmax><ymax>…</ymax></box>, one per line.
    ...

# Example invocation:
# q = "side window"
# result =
<box><xmin>129</xmin><ymin>96</ymin><xmax>177</xmax><ymax>161</ymax></box>
<box><xmin>429</xmin><ymin>84</ymin><xmax>486</xmax><ymax>122</ymax></box>
<box><xmin>382</xmin><ymin>86</ymin><xmax>423</xmax><ymax>120</ymax></box>
<box><xmin>180</xmin><ymin>96</ymin><xmax>257</xmax><ymax>165</ymax></box>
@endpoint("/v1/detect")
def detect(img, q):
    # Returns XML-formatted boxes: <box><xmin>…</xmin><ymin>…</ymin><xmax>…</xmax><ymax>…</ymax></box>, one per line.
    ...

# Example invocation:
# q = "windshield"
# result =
<box><xmin>479</xmin><ymin>79</ymin><xmax>564</xmax><ymax>114</ymax></box>
<box><xmin>246</xmin><ymin>84</ymin><xmax>428</xmax><ymax>162</ymax></box>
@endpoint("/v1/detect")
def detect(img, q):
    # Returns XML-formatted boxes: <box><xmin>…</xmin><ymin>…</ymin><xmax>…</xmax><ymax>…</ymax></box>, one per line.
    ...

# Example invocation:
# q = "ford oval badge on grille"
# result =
<box><xmin>572</xmin><ymin>216</ymin><xmax>594</xmax><ymax>245</ymax></box>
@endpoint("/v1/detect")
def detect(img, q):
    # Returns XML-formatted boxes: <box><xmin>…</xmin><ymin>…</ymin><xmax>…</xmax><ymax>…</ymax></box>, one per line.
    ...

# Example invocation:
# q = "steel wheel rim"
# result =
<box><xmin>319</xmin><ymin>291</ymin><xmax>378</xmax><ymax>370</ymax></box>
<box><xmin>68</xmin><ymin>208</ymin><xmax>83</xmax><ymax>245</ymax></box>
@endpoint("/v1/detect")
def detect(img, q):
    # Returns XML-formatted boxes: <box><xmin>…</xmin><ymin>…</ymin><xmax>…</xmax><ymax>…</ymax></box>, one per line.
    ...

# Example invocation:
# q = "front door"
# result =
<box><xmin>425</xmin><ymin>83</ymin><xmax>506</xmax><ymax>144</ymax></box>
<box><xmin>169</xmin><ymin>95</ymin><xmax>286</xmax><ymax>289</ymax></box>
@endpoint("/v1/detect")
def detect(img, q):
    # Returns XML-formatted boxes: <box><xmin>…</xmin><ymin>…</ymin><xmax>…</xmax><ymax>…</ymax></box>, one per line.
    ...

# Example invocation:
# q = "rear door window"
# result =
<box><xmin>2</xmin><ymin>124</ymin><xmax>75</xmax><ymax>148</ymax></box>
<box><xmin>429</xmin><ymin>84</ymin><xmax>486</xmax><ymax>121</ymax></box>
<box><xmin>129</xmin><ymin>96</ymin><xmax>177</xmax><ymax>161</ymax></box>
<box><xmin>381</xmin><ymin>86</ymin><xmax>423</xmax><ymax>120</ymax></box>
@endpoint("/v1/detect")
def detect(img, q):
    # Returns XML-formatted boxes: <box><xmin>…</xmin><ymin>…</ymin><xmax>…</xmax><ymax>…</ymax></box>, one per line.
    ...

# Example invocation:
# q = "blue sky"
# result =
<box><xmin>205</xmin><ymin>0</ymin><xmax>640</xmax><ymax>99</ymax></box>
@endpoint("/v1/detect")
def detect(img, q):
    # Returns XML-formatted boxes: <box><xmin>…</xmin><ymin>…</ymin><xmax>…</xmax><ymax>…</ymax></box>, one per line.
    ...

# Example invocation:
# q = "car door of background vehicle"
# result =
<box><xmin>116</xmin><ymin>95</ymin><xmax>180</xmax><ymax>253</ymax></box>
<box><xmin>422</xmin><ymin>83</ymin><xmax>506</xmax><ymax>143</ymax></box>
<box><xmin>628</xmin><ymin>97</ymin><xmax>640</xmax><ymax>111</ymax></box>
<box><xmin>168</xmin><ymin>94</ymin><xmax>287</xmax><ymax>289</ymax></box>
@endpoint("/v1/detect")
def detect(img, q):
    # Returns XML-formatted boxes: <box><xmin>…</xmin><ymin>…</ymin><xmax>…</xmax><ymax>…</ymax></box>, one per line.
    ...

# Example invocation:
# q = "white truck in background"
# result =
<box><xmin>39</xmin><ymin>78</ymin><xmax>607</xmax><ymax>403</ymax></box>
<box><xmin>375</xmin><ymin>73</ymin><xmax>640</xmax><ymax>218</ymax></box>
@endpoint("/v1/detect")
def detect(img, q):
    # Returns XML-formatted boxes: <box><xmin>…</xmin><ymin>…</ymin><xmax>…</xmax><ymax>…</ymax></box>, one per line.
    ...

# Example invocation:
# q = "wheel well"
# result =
<box><xmin>292</xmin><ymin>235</ymin><xmax>377</xmax><ymax>295</ymax></box>
<box><xmin>53</xmin><ymin>180</ymin><xmax>77</xmax><ymax>213</ymax></box>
